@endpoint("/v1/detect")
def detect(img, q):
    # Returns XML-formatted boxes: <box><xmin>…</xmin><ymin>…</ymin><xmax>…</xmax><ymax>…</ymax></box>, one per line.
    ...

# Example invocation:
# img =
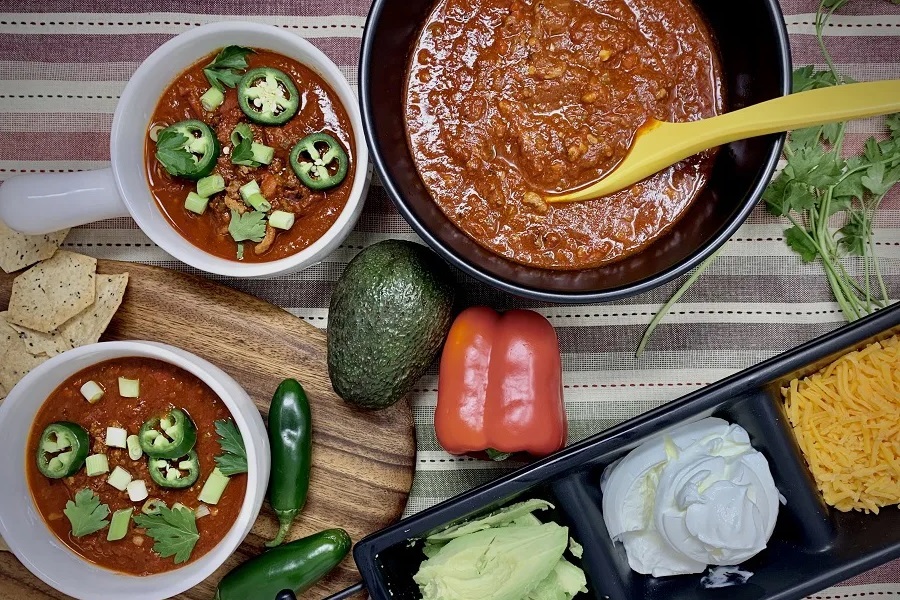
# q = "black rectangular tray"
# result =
<box><xmin>352</xmin><ymin>302</ymin><xmax>900</xmax><ymax>600</ymax></box>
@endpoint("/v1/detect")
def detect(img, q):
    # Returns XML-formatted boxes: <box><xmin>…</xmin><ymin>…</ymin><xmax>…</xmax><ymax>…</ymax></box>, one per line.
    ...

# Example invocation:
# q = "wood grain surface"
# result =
<box><xmin>0</xmin><ymin>260</ymin><xmax>416</xmax><ymax>600</ymax></box>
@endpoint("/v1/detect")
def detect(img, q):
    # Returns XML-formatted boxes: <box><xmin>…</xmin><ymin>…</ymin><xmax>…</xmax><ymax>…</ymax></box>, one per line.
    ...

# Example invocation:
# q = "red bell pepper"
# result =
<box><xmin>435</xmin><ymin>306</ymin><xmax>567</xmax><ymax>458</ymax></box>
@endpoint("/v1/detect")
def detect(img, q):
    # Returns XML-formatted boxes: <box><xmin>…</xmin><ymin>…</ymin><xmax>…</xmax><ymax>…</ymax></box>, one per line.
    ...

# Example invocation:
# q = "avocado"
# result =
<box><xmin>327</xmin><ymin>239</ymin><xmax>456</xmax><ymax>409</ymax></box>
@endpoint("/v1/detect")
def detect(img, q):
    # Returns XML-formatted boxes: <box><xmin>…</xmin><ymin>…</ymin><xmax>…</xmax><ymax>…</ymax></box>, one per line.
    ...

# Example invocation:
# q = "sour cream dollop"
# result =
<box><xmin>600</xmin><ymin>417</ymin><xmax>780</xmax><ymax>577</ymax></box>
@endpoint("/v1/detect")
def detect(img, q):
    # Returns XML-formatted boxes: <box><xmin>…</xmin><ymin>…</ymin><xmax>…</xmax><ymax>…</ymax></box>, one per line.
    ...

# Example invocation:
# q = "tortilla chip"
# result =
<box><xmin>8</xmin><ymin>321</ymin><xmax>70</xmax><ymax>357</ymax></box>
<box><xmin>60</xmin><ymin>272</ymin><xmax>129</xmax><ymax>347</ymax></box>
<box><xmin>0</xmin><ymin>382</ymin><xmax>7</xmax><ymax>403</ymax></box>
<box><xmin>0</xmin><ymin>534</ymin><xmax>8</xmax><ymax>552</ymax></box>
<box><xmin>0</xmin><ymin>219</ymin><xmax>69</xmax><ymax>274</ymax></box>
<box><xmin>0</xmin><ymin>312</ymin><xmax>48</xmax><ymax>393</ymax></box>
<box><xmin>9</xmin><ymin>273</ymin><xmax>129</xmax><ymax>357</ymax></box>
<box><xmin>0</xmin><ymin>312</ymin><xmax>15</xmax><ymax>355</ymax></box>
<box><xmin>7</xmin><ymin>251</ymin><xmax>97</xmax><ymax>333</ymax></box>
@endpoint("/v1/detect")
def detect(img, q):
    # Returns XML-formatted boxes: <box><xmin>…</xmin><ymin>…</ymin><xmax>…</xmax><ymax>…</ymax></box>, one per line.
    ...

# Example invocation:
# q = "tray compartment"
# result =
<box><xmin>561</xmin><ymin>390</ymin><xmax>825</xmax><ymax>600</ymax></box>
<box><xmin>550</xmin><ymin>472</ymin><xmax>633</xmax><ymax>600</ymax></box>
<box><xmin>358</xmin><ymin>480</ymin><xmax>596</xmax><ymax>600</ymax></box>
<box><xmin>720</xmin><ymin>390</ymin><xmax>835</xmax><ymax>552</ymax></box>
<box><xmin>763</xmin><ymin>333</ymin><xmax>900</xmax><ymax>563</ymax></box>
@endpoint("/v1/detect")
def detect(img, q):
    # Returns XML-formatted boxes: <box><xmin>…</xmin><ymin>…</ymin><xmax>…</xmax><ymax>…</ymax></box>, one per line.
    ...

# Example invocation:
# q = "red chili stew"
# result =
<box><xmin>405</xmin><ymin>0</ymin><xmax>724</xmax><ymax>269</ymax></box>
<box><xmin>146</xmin><ymin>48</ymin><xmax>356</xmax><ymax>262</ymax></box>
<box><xmin>26</xmin><ymin>357</ymin><xmax>247</xmax><ymax>576</ymax></box>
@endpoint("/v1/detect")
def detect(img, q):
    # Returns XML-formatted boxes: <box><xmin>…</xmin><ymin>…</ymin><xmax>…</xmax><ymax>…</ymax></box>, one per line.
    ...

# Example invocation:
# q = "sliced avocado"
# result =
<box><xmin>414</xmin><ymin>522</ymin><xmax>569</xmax><ymax>600</ymax></box>
<box><xmin>326</xmin><ymin>240</ymin><xmax>456</xmax><ymax>410</ymax></box>
<box><xmin>426</xmin><ymin>499</ymin><xmax>554</xmax><ymax>543</ymax></box>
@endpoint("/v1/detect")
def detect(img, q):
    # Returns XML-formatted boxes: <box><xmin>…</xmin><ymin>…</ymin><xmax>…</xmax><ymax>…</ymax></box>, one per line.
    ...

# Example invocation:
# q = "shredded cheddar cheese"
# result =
<box><xmin>782</xmin><ymin>334</ymin><xmax>900</xmax><ymax>514</ymax></box>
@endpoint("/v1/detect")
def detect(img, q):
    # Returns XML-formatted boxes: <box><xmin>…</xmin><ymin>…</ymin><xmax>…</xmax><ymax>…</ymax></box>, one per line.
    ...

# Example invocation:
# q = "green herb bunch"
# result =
<box><xmin>637</xmin><ymin>0</ymin><xmax>900</xmax><ymax>356</ymax></box>
<box><xmin>764</xmin><ymin>0</ymin><xmax>900</xmax><ymax>321</ymax></box>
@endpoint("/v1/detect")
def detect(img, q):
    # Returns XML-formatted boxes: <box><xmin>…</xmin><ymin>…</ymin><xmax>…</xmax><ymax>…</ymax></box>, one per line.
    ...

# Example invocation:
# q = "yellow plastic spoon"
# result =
<box><xmin>545</xmin><ymin>79</ymin><xmax>900</xmax><ymax>204</ymax></box>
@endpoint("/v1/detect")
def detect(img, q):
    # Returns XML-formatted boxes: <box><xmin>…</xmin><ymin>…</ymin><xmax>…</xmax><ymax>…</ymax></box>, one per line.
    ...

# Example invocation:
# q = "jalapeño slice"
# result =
<box><xmin>289</xmin><ymin>133</ymin><xmax>348</xmax><ymax>191</ymax></box>
<box><xmin>237</xmin><ymin>67</ymin><xmax>301</xmax><ymax>125</ymax></box>
<box><xmin>154</xmin><ymin>119</ymin><xmax>221</xmax><ymax>181</ymax></box>
<box><xmin>138</xmin><ymin>408</ymin><xmax>197</xmax><ymax>459</ymax></box>
<box><xmin>37</xmin><ymin>422</ymin><xmax>90</xmax><ymax>479</ymax></box>
<box><xmin>148</xmin><ymin>450</ymin><xmax>200</xmax><ymax>489</ymax></box>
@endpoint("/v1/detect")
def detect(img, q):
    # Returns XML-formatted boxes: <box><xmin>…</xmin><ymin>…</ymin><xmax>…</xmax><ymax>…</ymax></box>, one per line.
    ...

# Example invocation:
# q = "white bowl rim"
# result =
<box><xmin>111</xmin><ymin>21</ymin><xmax>370</xmax><ymax>278</ymax></box>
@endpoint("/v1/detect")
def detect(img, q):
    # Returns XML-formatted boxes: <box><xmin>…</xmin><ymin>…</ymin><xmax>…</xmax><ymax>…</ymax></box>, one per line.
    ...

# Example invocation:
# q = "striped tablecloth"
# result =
<box><xmin>2</xmin><ymin>0</ymin><xmax>899</xmax><ymax>596</ymax></box>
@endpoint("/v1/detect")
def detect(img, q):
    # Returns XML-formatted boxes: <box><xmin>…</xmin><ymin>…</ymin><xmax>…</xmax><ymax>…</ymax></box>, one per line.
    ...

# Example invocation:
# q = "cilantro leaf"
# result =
<box><xmin>784</xmin><ymin>226</ymin><xmax>819</xmax><ymax>263</ymax></box>
<box><xmin>861</xmin><ymin>162</ymin><xmax>891</xmax><ymax>196</ymax></box>
<box><xmin>786</xmin><ymin>181</ymin><xmax>821</xmax><ymax>213</ymax></box>
<box><xmin>64</xmin><ymin>488</ymin><xmax>110</xmax><ymax>537</ymax></box>
<box><xmin>205</xmin><ymin>68</ymin><xmax>244</xmax><ymax>92</ymax></box>
<box><xmin>155</xmin><ymin>129</ymin><xmax>197</xmax><ymax>176</ymax></box>
<box><xmin>791</xmin><ymin>66</ymin><xmax>815</xmax><ymax>92</ymax></box>
<box><xmin>207</xmin><ymin>45</ymin><xmax>254</xmax><ymax>71</ymax></box>
<box><xmin>785</xmin><ymin>146</ymin><xmax>842</xmax><ymax>188</ymax></box>
<box><xmin>787</xmin><ymin>126</ymin><xmax>822</xmax><ymax>153</ymax></box>
<box><xmin>228</xmin><ymin>210</ymin><xmax>268</xmax><ymax>249</ymax></box>
<box><xmin>887</xmin><ymin>113</ymin><xmax>900</xmax><ymax>139</ymax></box>
<box><xmin>763</xmin><ymin>181</ymin><xmax>789</xmax><ymax>216</ymax></box>
<box><xmin>838</xmin><ymin>212</ymin><xmax>870</xmax><ymax>257</ymax></box>
<box><xmin>791</xmin><ymin>66</ymin><xmax>837</xmax><ymax>92</ymax></box>
<box><xmin>822</xmin><ymin>121</ymin><xmax>842</xmax><ymax>145</ymax></box>
<box><xmin>214</xmin><ymin>419</ymin><xmax>248</xmax><ymax>476</ymax></box>
<box><xmin>134</xmin><ymin>506</ymin><xmax>199</xmax><ymax>564</ymax></box>
<box><xmin>230</xmin><ymin>123</ymin><xmax>262</xmax><ymax>167</ymax></box>
<box><xmin>231</xmin><ymin>140</ymin><xmax>259</xmax><ymax>166</ymax></box>
<box><xmin>833</xmin><ymin>161</ymin><xmax>866</xmax><ymax>202</ymax></box>
<box><xmin>204</xmin><ymin>45</ymin><xmax>255</xmax><ymax>92</ymax></box>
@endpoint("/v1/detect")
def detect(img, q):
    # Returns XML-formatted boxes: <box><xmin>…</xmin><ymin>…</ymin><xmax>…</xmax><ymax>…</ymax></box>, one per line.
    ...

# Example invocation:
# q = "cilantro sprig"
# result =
<box><xmin>214</xmin><ymin>418</ymin><xmax>248</xmax><ymax>476</ymax></box>
<box><xmin>230</xmin><ymin>123</ymin><xmax>262</xmax><ymax>167</ymax></box>
<box><xmin>229</xmin><ymin>210</ymin><xmax>268</xmax><ymax>260</ymax></box>
<box><xmin>204</xmin><ymin>45</ymin><xmax>255</xmax><ymax>92</ymax></box>
<box><xmin>64</xmin><ymin>488</ymin><xmax>111</xmax><ymax>537</ymax></box>
<box><xmin>133</xmin><ymin>505</ymin><xmax>199</xmax><ymax>564</ymax></box>
<box><xmin>636</xmin><ymin>0</ymin><xmax>900</xmax><ymax>356</ymax></box>
<box><xmin>229</xmin><ymin>210</ymin><xmax>267</xmax><ymax>243</ymax></box>
<box><xmin>155</xmin><ymin>129</ymin><xmax>197</xmax><ymax>177</ymax></box>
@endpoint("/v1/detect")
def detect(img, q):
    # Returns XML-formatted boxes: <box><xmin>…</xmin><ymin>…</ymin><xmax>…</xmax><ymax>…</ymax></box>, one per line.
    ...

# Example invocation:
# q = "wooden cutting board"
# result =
<box><xmin>0</xmin><ymin>260</ymin><xmax>416</xmax><ymax>600</ymax></box>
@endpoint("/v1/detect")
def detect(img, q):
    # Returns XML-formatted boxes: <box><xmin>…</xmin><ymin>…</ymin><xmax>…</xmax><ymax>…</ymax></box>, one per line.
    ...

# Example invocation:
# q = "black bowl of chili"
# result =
<box><xmin>359</xmin><ymin>0</ymin><xmax>791</xmax><ymax>302</ymax></box>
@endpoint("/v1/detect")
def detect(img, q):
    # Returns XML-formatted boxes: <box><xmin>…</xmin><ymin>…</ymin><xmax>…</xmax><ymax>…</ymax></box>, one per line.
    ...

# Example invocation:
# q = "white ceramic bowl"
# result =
<box><xmin>0</xmin><ymin>341</ymin><xmax>270</xmax><ymax>600</ymax></box>
<box><xmin>0</xmin><ymin>21</ymin><xmax>370</xmax><ymax>278</ymax></box>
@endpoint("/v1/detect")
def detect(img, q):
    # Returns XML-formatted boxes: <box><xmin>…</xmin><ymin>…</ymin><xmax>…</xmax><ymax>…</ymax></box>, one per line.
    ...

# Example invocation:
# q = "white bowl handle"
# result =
<box><xmin>0</xmin><ymin>168</ymin><xmax>129</xmax><ymax>234</ymax></box>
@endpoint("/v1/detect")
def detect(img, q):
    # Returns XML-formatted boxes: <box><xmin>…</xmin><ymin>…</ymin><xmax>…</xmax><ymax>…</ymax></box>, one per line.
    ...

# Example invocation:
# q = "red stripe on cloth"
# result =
<box><xmin>0</xmin><ymin>33</ymin><xmax>361</xmax><ymax>67</ymax></box>
<box><xmin>780</xmin><ymin>0</ymin><xmax>900</xmax><ymax>17</ymax></box>
<box><xmin>839</xmin><ymin>560</ymin><xmax>900</xmax><ymax>586</ymax></box>
<box><xmin>1</xmin><ymin>131</ymin><xmax>109</xmax><ymax>160</ymax></box>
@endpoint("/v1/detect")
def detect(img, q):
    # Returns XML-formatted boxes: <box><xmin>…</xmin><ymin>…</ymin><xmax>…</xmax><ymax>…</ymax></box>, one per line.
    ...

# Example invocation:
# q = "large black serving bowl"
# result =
<box><xmin>360</xmin><ymin>0</ymin><xmax>791</xmax><ymax>303</ymax></box>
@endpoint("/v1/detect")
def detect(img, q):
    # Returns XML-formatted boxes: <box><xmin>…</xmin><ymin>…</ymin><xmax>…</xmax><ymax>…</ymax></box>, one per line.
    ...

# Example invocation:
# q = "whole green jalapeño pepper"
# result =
<box><xmin>289</xmin><ymin>133</ymin><xmax>348</xmax><ymax>191</ymax></box>
<box><xmin>237</xmin><ymin>67</ymin><xmax>301</xmax><ymax>125</ymax></box>
<box><xmin>36</xmin><ymin>422</ymin><xmax>90</xmax><ymax>479</ymax></box>
<box><xmin>147</xmin><ymin>449</ymin><xmax>200</xmax><ymax>489</ymax></box>
<box><xmin>215</xmin><ymin>529</ymin><xmax>351</xmax><ymax>600</ymax></box>
<box><xmin>265</xmin><ymin>378</ymin><xmax>313</xmax><ymax>547</ymax></box>
<box><xmin>139</xmin><ymin>408</ymin><xmax>197</xmax><ymax>459</ymax></box>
